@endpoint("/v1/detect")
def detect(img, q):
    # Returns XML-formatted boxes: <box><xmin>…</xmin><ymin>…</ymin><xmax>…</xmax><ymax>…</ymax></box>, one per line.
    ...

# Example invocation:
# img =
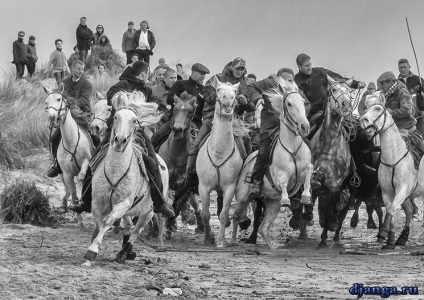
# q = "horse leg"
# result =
<box><xmin>366</xmin><ymin>203</ymin><xmax>378</xmax><ymax>229</ymax></box>
<box><xmin>188</xmin><ymin>194</ymin><xmax>204</xmax><ymax>233</ymax></box>
<box><xmin>84</xmin><ymin>201</ymin><xmax>131</xmax><ymax>264</ymax></box>
<box><xmin>216</xmin><ymin>189</ymin><xmax>230</xmax><ymax>227</ymax></box>
<box><xmin>119</xmin><ymin>216</ymin><xmax>136</xmax><ymax>260</ymax></box>
<box><xmin>395</xmin><ymin>199</ymin><xmax>412</xmax><ymax>246</ymax></box>
<box><xmin>154</xmin><ymin>213</ymin><xmax>165</xmax><ymax>247</ymax></box>
<box><xmin>334</xmin><ymin>204</ymin><xmax>349</xmax><ymax>242</ymax></box>
<box><xmin>115</xmin><ymin>209</ymin><xmax>155</xmax><ymax>264</ymax></box>
<box><xmin>231</xmin><ymin>188</ymin><xmax>251</xmax><ymax>245</ymax></box>
<box><xmin>59</xmin><ymin>174</ymin><xmax>70</xmax><ymax>214</ymax></box>
<box><xmin>77</xmin><ymin>158</ymin><xmax>90</xmax><ymax>183</ymax></box>
<box><xmin>300</xmin><ymin>163</ymin><xmax>313</xmax><ymax>205</ymax></box>
<box><xmin>318</xmin><ymin>228</ymin><xmax>329</xmax><ymax>248</ymax></box>
<box><xmin>217</xmin><ymin>185</ymin><xmax>236</xmax><ymax>248</ymax></box>
<box><xmin>259</xmin><ymin>200</ymin><xmax>280</xmax><ymax>249</ymax></box>
<box><xmin>350</xmin><ymin>198</ymin><xmax>361</xmax><ymax>229</ymax></box>
<box><xmin>199</xmin><ymin>185</ymin><xmax>214</xmax><ymax>245</ymax></box>
<box><xmin>276</xmin><ymin>173</ymin><xmax>290</xmax><ymax>208</ymax></box>
<box><xmin>245</xmin><ymin>200</ymin><xmax>264</xmax><ymax>244</ymax></box>
<box><xmin>377</xmin><ymin>191</ymin><xmax>392</xmax><ymax>243</ymax></box>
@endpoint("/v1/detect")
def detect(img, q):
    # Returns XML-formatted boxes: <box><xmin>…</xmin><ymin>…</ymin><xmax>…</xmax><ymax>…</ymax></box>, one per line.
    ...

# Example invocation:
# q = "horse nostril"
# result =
<box><xmin>114</xmin><ymin>136</ymin><xmax>118</xmax><ymax>143</ymax></box>
<box><xmin>122</xmin><ymin>138</ymin><xmax>127</xmax><ymax>145</ymax></box>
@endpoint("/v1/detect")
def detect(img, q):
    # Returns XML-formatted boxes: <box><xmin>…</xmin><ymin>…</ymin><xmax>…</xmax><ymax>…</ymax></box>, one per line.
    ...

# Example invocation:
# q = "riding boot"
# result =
<box><xmin>176</xmin><ymin>153</ymin><xmax>198</xmax><ymax>189</ymax></box>
<box><xmin>47</xmin><ymin>158</ymin><xmax>62</xmax><ymax>178</ymax></box>
<box><xmin>247</xmin><ymin>180</ymin><xmax>263</xmax><ymax>201</ymax></box>
<box><xmin>47</xmin><ymin>128</ymin><xmax>62</xmax><ymax>178</ymax></box>
<box><xmin>69</xmin><ymin>168</ymin><xmax>93</xmax><ymax>214</ymax></box>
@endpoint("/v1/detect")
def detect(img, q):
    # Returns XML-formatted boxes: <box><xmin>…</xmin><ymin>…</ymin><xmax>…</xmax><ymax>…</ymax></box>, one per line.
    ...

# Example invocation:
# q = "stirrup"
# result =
<box><xmin>350</xmin><ymin>172</ymin><xmax>361</xmax><ymax>187</ymax></box>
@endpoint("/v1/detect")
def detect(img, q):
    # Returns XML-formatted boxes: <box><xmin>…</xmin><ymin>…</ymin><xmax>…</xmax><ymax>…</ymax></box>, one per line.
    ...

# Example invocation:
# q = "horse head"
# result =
<box><xmin>359</xmin><ymin>92</ymin><xmax>390</xmax><ymax>140</ymax></box>
<box><xmin>91</xmin><ymin>91</ymin><xmax>111</xmax><ymax>136</ymax></box>
<box><xmin>327</xmin><ymin>74</ymin><xmax>353</xmax><ymax>116</ymax></box>
<box><xmin>43</xmin><ymin>85</ymin><xmax>68</xmax><ymax>126</ymax></box>
<box><xmin>264</xmin><ymin>76</ymin><xmax>310</xmax><ymax>137</ymax></box>
<box><xmin>211</xmin><ymin>76</ymin><xmax>240</xmax><ymax>117</ymax></box>
<box><xmin>111</xmin><ymin>95</ymin><xmax>138</xmax><ymax>152</ymax></box>
<box><xmin>172</xmin><ymin>92</ymin><xmax>196</xmax><ymax>139</ymax></box>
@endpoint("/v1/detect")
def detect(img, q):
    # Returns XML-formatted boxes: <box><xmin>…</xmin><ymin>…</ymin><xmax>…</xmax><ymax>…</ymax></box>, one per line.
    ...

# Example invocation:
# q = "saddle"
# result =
<box><xmin>199</xmin><ymin>131</ymin><xmax>249</xmax><ymax>160</ymax></box>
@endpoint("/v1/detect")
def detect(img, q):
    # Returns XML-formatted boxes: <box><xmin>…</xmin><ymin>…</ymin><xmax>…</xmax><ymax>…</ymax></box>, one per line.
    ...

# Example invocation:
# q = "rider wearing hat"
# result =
<box><xmin>69</xmin><ymin>61</ymin><xmax>175</xmax><ymax>218</ymax></box>
<box><xmin>176</xmin><ymin>57</ymin><xmax>255</xmax><ymax>191</ymax></box>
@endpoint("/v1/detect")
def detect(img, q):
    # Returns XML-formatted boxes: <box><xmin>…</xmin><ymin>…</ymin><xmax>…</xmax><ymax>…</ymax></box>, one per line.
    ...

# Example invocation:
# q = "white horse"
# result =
<box><xmin>197</xmin><ymin>79</ymin><xmax>246</xmax><ymax>248</ymax></box>
<box><xmin>90</xmin><ymin>91</ymin><xmax>111</xmax><ymax>141</ymax></box>
<box><xmin>44</xmin><ymin>86</ymin><xmax>93</xmax><ymax>222</ymax></box>
<box><xmin>360</xmin><ymin>93</ymin><xmax>424</xmax><ymax>249</ymax></box>
<box><xmin>232</xmin><ymin>77</ymin><xmax>313</xmax><ymax>249</ymax></box>
<box><xmin>83</xmin><ymin>93</ymin><xmax>168</xmax><ymax>265</ymax></box>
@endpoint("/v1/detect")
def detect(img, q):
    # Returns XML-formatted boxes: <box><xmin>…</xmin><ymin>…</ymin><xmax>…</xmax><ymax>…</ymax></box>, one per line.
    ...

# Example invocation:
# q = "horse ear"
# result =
<box><xmin>95</xmin><ymin>90</ymin><xmax>103</xmax><ymax>99</ymax></box>
<box><xmin>345</xmin><ymin>77</ymin><xmax>354</xmax><ymax>87</ymax></box>
<box><xmin>174</xmin><ymin>95</ymin><xmax>181</xmax><ymax>104</ymax></box>
<box><xmin>326</xmin><ymin>74</ymin><xmax>336</xmax><ymax>85</ymax></box>
<box><xmin>43</xmin><ymin>85</ymin><xmax>52</xmax><ymax>95</ymax></box>
<box><xmin>115</xmin><ymin>94</ymin><xmax>124</xmax><ymax>109</ymax></box>
<box><xmin>189</xmin><ymin>96</ymin><xmax>197</xmax><ymax>106</ymax></box>
<box><xmin>210</xmin><ymin>76</ymin><xmax>222</xmax><ymax>90</ymax></box>
<box><xmin>232</xmin><ymin>82</ymin><xmax>240</xmax><ymax>92</ymax></box>
<box><xmin>379</xmin><ymin>92</ymin><xmax>386</xmax><ymax>104</ymax></box>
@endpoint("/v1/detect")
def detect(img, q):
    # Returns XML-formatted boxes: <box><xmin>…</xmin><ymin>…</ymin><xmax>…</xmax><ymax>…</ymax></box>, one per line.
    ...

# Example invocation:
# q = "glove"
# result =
<box><xmin>237</xmin><ymin>94</ymin><xmax>248</xmax><ymax>106</ymax></box>
<box><xmin>358</xmin><ymin>81</ymin><xmax>366</xmax><ymax>89</ymax></box>
<box><xmin>414</xmin><ymin>84</ymin><xmax>423</xmax><ymax>94</ymax></box>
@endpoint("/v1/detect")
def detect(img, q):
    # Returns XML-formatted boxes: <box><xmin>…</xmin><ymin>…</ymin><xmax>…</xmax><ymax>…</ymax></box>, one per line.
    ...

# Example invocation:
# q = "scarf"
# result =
<box><xmin>383</xmin><ymin>81</ymin><xmax>399</xmax><ymax>99</ymax></box>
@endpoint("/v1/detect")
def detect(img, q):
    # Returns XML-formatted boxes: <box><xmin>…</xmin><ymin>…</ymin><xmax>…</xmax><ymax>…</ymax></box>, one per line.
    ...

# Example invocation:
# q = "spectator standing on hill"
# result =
<box><xmin>176</xmin><ymin>63</ymin><xmax>189</xmax><ymax>80</ymax></box>
<box><xmin>93</xmin><ymin>25</ymin><xmax>104</xmax><ymax>46</ymax></box>
<box><xmin>12</xmin><ymin>31</ymin><xmax>28</xmax><ymax>79</ymax></box>
<box><xmin>76</xmin><ymin>17</ymin><xmax>94</xmax><ymax>65</ymax></box>
<box><xmin>133</xmin><ymin>20</ymin><xmax>156</xmax><ymax>65</ymax></box>
<box><xmin>45</xmin><ymin>39</ymin><xmax>70</xmax><ymax>88</ymax></box>
<box><xmin>98</xmin><ymin>34</ymin><xmax>112</xmax><ymax>48</ymax></box>
<box><xmin>122</xmin><ymin>21</ymin><xmax>136</xmax><ymax>64</ymax></box>
<box><xmin>26</xmin><ymin>35</ymin><xmax>38</xmax><ymax>78</ymax></box>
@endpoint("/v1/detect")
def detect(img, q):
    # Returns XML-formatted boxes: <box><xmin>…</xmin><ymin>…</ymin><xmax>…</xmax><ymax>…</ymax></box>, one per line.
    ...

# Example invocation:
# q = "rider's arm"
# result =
<box><xmin>323</xmin><ymin>68</ymin><xmax>364</xmax><ymax>89</ymax></box>
<box><xmin>389</xmin><ymin>88</ymin><xmax>414</xmax><ymax>118</ymax></box>
<box><xmin>203</xmin><ymin>79</ymin><xmax>217</xmax><ymax>105</ymax></box>
<box><xmin>245</xmin><ymin>79</ymin><xmax>265</xmax><ymax>106</ymax></box>
<box><xmin>166</xmin><ymin>80</ymin><xmax>182</xmax><ymax>107</ymax></box>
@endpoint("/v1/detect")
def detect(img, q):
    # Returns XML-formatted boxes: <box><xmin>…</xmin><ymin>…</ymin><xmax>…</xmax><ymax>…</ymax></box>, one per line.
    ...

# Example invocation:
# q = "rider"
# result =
<box><xmin>294</xmin><ymin>53</ymin><xmax>366</xmax><ymax>135</ymax></box>
<box><xmin>357</xmin><ymin>82</ymin><xmax>376</xmax><ymax>116</ymax></box>
<box><xmin>151</xmin><ymin>68</ymin><xmax>178</xmax><ymax>127</ymax></box>
<box><xmin>47</xmin><ymin>60</ymin><xmax>100</xmax><ymax>177</ymax></box>
<box><xmin>151</xmin><ymin>63</ymin><xmax>210</xmax><ymax>150</ymax></box>
<box><xmin>69</xmin><ymin>61</ymin><xmax>175</xmax><ymax>217</ymax></box>
<box><xmin>245</xmin><ymin>68</ymin><xmax>320</xmax><ymax>201</ymax></box>
<box><xmin>176</xmin><ymin>57</ymin><xmax>255</xmax><ymax>190</ymax></box>
<box><xmin>378</xmin><ymin>71</ymin><xmax>424</xmax><ymax>150</ymax></box>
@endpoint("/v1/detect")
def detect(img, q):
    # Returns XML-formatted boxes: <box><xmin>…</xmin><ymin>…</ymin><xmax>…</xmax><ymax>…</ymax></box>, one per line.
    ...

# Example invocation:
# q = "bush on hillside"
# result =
<box><xmin>0</xmin><ymin>180</ymin><xmax>62</xmax><ymax>226</ymax></box>
<box><xmin>86</xmin><ymin>46</ymin><xmax>125</xmax><ymax>77</ymax></box>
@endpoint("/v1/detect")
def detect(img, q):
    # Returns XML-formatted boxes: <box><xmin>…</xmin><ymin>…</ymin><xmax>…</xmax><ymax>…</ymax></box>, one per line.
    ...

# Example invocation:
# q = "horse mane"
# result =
<box><xmin>70</xmin><ymin>108</ymin><xmax>90</xmax><ymax>131</ymax></box>
<box><xmin>233</xmin><ymin>117</ymin><xmax>250</xmax><ymax>137</ymax></box>
<box><xmin>263</xmin><ymin>75</ymin><xmax>300</xmax><ymax>115</ymax></box>
<box><xmin>112</xmin><ymin>90</ymin><xmax>146</xmax><ymax>109</ymax></box>
<box><xmin>179</xmin><ymin>91</ymin><xmax>194</xmax><ymax>101</ymax></box>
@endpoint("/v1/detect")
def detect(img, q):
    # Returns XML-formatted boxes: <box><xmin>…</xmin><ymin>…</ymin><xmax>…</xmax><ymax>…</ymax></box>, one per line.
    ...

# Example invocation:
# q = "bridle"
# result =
<box><xmin>215</xmin><ymin>89</ymin><xmax>237</xmax><ymax>119</ymax></box>
<box><xmin>363</xmin><ymin>103</ymin><xmax>394</xmax><ymax>140</ymax></box>
<box><xmin>328</xmin><ymin>82</ymin><xmax>352</xmax><ymax>116</ymax></box>
<box><xmin>45</xmin><ymin>92</ymin><xmax>69</xmax><ymax>128</ymax></box>
<box><xmin>280</xmin><ymin>91</ymin><xmax>304</xmax><ymax>137</ymax></box>
<box><xmin>110</xmin><ymin>107</ymin><xmax>137</xmax><ymax>153</ymax></box>
<box><xmin>171</xmin><ymin>102</ymin><xmax>195</xmax><ymax>136</ymax></box>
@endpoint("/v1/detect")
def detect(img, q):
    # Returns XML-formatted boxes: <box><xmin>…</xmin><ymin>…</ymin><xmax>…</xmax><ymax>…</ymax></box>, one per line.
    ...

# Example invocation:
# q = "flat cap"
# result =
<box><xmin>377</xmin><ymin>71</ymin><xmax>396</xmax><ymax>82</ymax></box>
<box><xmin>231</xmin><ymin>57</ymin><xmax>246</xmax><ymax>69</ymax></box>
<box><xmin>191</xmin><ymin>63</ymin><xmax>210</xmax><ymax>74</ymax></box>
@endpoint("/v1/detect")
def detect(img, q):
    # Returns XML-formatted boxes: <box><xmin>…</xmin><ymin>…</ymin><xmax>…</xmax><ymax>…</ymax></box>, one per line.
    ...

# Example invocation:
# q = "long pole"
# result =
<box><xmin>406</xmin><ymin>17</ymin><xmax>422</xmax><ymax>84</ymax></box>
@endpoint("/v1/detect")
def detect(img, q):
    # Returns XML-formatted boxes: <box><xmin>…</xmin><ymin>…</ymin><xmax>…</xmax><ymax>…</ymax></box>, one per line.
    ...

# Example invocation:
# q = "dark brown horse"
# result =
<box><xmin>157</xmin><ymin>93</ymin><xmax>203</xmax><ymax>238</ymax></box>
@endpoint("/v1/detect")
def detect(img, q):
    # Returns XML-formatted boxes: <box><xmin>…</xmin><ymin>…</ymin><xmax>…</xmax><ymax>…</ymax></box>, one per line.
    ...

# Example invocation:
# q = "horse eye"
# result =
<box><xmin>107</xmin><ymin>108</ymin><xmax>111</xmax><ymax>111</ymax></box>
<box><xmin>287</xmin><ymin>102</ymin><xmax>292</xmax><ymax>106</ymax></box>
<box><xmin>332</xmin><ymin>88</ymin><xmax>336</xmax><ymax>93</ymax></box>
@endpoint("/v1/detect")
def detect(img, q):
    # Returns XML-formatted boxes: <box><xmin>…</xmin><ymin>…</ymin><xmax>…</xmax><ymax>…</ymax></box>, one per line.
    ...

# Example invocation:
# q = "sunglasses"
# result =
<box><xmin>18</xmin><ymin>35</ymin><xmax>24</xmax><ymax>37</ymax></box>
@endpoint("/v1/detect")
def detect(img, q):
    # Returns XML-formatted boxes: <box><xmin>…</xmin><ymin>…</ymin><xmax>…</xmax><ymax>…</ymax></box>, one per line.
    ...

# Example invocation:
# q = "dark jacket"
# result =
<box><xmin>294</xmin><ymin>67</ymin><xmax>361</xmax><ymax>119</ymax></box>
<box><xmin>26</xmin><ymin>42</ymin><xmax>38</xmax><ymax>62</ymax></box>
<box><xmin>76</xmin><ymin>24</ymin><xmax>94</xmax><ymax>50</ymax></box>
<box><xmin>122</xmin><ymin>29</ymin><xmax>136</xmax><ymax>52</ymax></box>
<box><xmin>202</xmin><ymin>67</ymin><xmax>254</xmax><ymax>120</ymax></box>
<box><xmin>167</xmin><ymin>77</ymin><xmax>204</xmax><ymax>127</ymax></box>
<box><xmin>62</xmin><ymin>75</ymin><xmax>92</xmax><ymax>114</ymax></box>
<box><xmin>398</xmin><ymin>72</ymin><xmax>423</xmax><ymax>95</ymax></box>
<box><xmin>12</xmin><ymin>39</ymin><xmax>27</xmax><ymax>64</ymax></box>
<box><xmin>385</xmin><ymin>81</ymin><xmax>416</xmax><ymax>130</ymax></box>
<box><xmin>132</xmin><ymin>30</ymin><xmax>156</xmax><ymax>52</ymax></box>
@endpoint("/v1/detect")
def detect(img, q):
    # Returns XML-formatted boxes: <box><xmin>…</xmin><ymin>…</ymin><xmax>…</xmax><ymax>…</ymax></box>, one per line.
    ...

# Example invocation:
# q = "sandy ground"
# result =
<box><xmin>1</xmin><ymin>151</ymin><xmax>424</xmax><ymax>299</ymax></box>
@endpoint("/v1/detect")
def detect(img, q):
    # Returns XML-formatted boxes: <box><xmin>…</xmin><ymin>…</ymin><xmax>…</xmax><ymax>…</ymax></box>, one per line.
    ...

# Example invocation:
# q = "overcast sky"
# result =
<box><xmin>2</xmin><ymin>0</ymin><xmax>424</xmax><ymax>84</ymax></box>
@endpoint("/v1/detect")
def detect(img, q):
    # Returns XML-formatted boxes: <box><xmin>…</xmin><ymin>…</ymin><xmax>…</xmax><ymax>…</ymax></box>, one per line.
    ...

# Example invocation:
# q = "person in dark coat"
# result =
<box><xmin>93</xmin><ymin>24</ymin><xmax>104</xmax><ymax>46</ymax></box>
<box><xmin>122</xmin><ymin>21</ymin><xmax>136</xmax><ymax>64</ymax></box>
<box><xmin>47</xmin><ymin>60</ymin><xmax>96</xmax><ymax>177</ymax></box>
<box><xmin>132</xmin><ymin>20</ymin><xmax>156</xmax><ymax>65</ymax></box>
<box><xmin>397</xmin><ymin>58</ymin><xmax>423</xmax><ymax>96</ymax></box>
<box><xmin>294</xmin><ymin>53</ymin><xmax>365</xmax><ymax>134</ymax></box>
<box><xmin>151</xmin><ymin>63</ymin><xmax>210</xmax><ymax>149</ymax></box>
<box><xmin>176</xmin><ymin>57</ymin><xmax>255</xmax><ymax>190</ymax></box>
<box><xmin>12</xmin><ymin>31</ymin><xmax>28</xmax><ymax>79</ymax></box>
<box><xmin>76</xmin><ymin>17</ymin><xmax>94</xmax><ymax>65</ymax></box>
<box><xmin>26</xmin><ymin>35</ymin><xmax>38</xmax><ymax>78</ymax></box>
<box><xmin>69</xmin><ymin>61</ymin><xmax>175</xmax><ymax>218</ymax></box>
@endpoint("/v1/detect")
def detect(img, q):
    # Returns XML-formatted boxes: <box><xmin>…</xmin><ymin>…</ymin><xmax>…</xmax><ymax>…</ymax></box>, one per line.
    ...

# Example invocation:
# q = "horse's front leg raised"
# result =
<box><xmin>276</xmin><ymin>172</ymin><xmax>290</xmax><ymax>208</ymax></box>
<box><xmin>84</xmin><ymin>200</ymin><xmax>131</xmax><ymax>265</ymax></box>
<box><xmin>300</xmin><ymin>162</ymin><xmax>313</xmax><ymax>205</ymax></box>
<box><xmin>217</xmin><ymin>184</ymin><xmax>236</xmax><ymax>248</ymax></box>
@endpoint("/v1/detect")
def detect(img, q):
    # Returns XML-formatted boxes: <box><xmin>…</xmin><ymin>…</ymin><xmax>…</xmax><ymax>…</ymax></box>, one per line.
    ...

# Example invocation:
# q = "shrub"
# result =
<box><xmin>0</xmin><ymin>180</ymin><xmax>62</xmax><ymax>225</ymax></box>
<box><xmin>86</xmin><ymin>46</ymin><xmax>125</xmax><ymax>77</ymax></box>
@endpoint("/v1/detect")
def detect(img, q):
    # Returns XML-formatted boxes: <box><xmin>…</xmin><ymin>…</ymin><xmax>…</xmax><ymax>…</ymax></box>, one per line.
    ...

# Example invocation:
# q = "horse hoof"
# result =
<box><xmin>227</xmin><ymin>241</ymin><xmax>239</xmax><ymax>247</ymax></box>
<box><xmin>204</xmin><ymin>236</ymin><xmax>215</xmax><ymax>245</ymax></box>
<box><xmin>84</xmin><ymin>250</ymin><xmax>98</xmax><ymax>261</ymax></box>
<box><xmin>59</xmin><ymin>206</ymin><xmax>68</xmax><ymax>214</ymax></box>
<box><xmin>194</xmin><ymin>226</ymin><xmax>204</xmax><ymax>234</ymax></box>
<box><xmin>114</xmin><ymin>255</ymin><xmax>125</xmax><ymax>264</ymax></box>
<box><xmin>82</xmin><ymin>260</ymin><xmax>93</xmax><ymax>267</ymax></box>
<box><xmin>300</xmin><ymin>195</ymin><xmax>311</xmax><ymax>205</ymax></box>
<box><xmin>126</xmin><ymin>251</ymin><xmax>137</xmax><ymax>260</ymax></box>
<box><xmin>395</xmin><ymin>239</ymin><xmax>406</xmax><ymax>246</ymax></box>
<box><xmin>298</xmin><ymin>232</ymin><xmax>308</xmax><ymax>240</ymax></box>
<box><xmin>381</xmin><ymin>244</ymin><xmax>395</xmax><ymax>250</ymax></box>
<box><xmin>318</xmin><ymin>242</ymin><xmax>328</xmax><ymax>248</ymax></box>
